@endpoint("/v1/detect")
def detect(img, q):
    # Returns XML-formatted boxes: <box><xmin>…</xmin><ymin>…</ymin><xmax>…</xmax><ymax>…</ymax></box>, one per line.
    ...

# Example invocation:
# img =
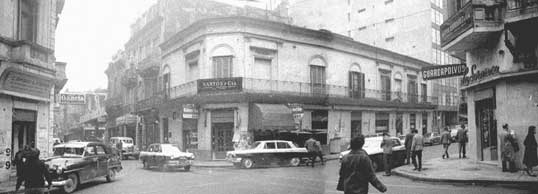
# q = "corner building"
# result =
<box><xmin>442</xmin><ymin>0</ymin><xmax>538</xmax><ymax>168</ymax></box>
<box><xmin>160</xmin><ymin>17</ymin><xmax>438</xmax><ymax>160</ymax></box>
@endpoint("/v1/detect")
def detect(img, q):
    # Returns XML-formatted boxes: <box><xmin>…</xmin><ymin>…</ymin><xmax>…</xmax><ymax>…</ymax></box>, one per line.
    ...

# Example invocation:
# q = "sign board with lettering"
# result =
<box><xmin>461</xmin><ymin>64</ymin><xmax>500</xmax><ymax>86</ymax></box>
<box><xmin>182</xmin><ymin>104</ymin><xmax>199</xmax><ymax>119</ymax></box>
<box><xmin>421</xmin><ymin>64</ymin><xmax>468</xmax><ymax>80</ymax></box>
<box><xmin>197</xmin><ymin>77</ymin><xmax>242</xmax><ymax>93</ymax></box>
<box><xmin>1</xmin><ymin>71</ymin><xmax>52</xmax><ymax>99</ymax></box>
<box><xmin>59</xmin><ymin>93</ymin><xmax>86</xmax><ymax>104</ymax></box>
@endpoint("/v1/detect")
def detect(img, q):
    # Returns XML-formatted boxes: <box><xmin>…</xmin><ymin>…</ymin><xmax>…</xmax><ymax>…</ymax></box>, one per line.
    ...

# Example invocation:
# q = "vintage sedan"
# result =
<box><xmin>139</xmin><ymin>144</ymin><xmax>195</xmax><ymax>171</ymax></box>
<box><xmin>226</xmin><ymin>140</ymin><xmax>309</xmax><ymax>169</ymax></box>
<box><xmin>424</xmin><ymin>132</ymin><xmax>441</xmax><ymax>146</ymax></box>
<box><xmin>44</xmin><ymin>142</ymin><xmax>122</xmax><ymax>193</ymax></box>
<box><xmin>339</xmin><ymin>137</ymin><xmax>406</xmax><ymax>171</ymax></box>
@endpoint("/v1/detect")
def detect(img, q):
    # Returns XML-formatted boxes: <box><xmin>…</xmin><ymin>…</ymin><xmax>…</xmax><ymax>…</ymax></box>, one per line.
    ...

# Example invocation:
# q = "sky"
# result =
<box><xmin>55</xmin><ymin>0</ymin><xmax>157</xmax><ymax>92</ymax></box>
<box><xmin>55</xmin><ymin>0</ymin><xmax>284</xmax><ymax>92</ymax></box>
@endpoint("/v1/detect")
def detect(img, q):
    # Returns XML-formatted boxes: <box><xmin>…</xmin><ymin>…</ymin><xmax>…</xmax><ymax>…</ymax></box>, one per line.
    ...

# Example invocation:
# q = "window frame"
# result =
<box><xmin>18</xmin><ymin>0</ymin><xmax>39</xmax><ymax>42</ymax></box>
<box><xmin>212</xmin><ymin>56</ymin><xmax>233</xmax><ymax>78</ymax></box>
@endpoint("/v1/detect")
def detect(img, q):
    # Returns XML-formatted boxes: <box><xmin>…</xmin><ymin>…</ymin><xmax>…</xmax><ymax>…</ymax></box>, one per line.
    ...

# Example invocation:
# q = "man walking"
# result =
<box><xmin>13</xmin><ymin>145</ymin><xmax>30</xmax><ymax>191</ymax></box>
<box><xmin>441</xmin><ymin>127</ymin><xmax>451</xmax><ymax>159</ymax></box>
<box><xmin>404</xmin><ymin>129</ymin><xmax>415</xmax><ymax>165</ymax></box>
<box><xmin>380</xmin><ymin>133</ymin><xmax>394</xmax><ymax>176</ymax></box>
<box><xmin>456</xmin><ymin>124</ymin><xmax>468</xmax><ymax>158</ymax></box>
<box><xmin>337</xmin><ymin>135</ymin><xmax>387</xmax><ymax>194</ymax></box>
<box><xmin>305</xmin><ymin>136</ymin><xmax>323</xmax><ymax>167</ymax></box>
<box><xmin>500</xmin><ymin>124</ymin><xmax>518</xmax><ymax>172</ymax></box>
<box><xmin>411</xmin><ymin>129</ymin><xmax>424</xmax><ymax>171</ymax></box>
<box><xmin>22</xmin><ymin>152</ymin><xmax>52</xmax><ymax>194</ymax></box>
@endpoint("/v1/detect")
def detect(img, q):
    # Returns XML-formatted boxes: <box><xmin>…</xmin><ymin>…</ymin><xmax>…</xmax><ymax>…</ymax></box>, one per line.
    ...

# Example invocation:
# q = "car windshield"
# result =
<box><xmin>161</xmin><ymin>145</ymin><xmax>182</xmax><ymax>154</ymax></box>
<box><xmin>53</xmin><ymin>147</ymin><xmax>84</xmax><ymax>157</ymax></box>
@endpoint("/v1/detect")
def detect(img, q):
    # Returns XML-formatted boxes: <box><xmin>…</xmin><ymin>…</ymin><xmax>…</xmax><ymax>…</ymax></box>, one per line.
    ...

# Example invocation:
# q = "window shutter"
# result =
<box><xmin>360</xmin><ymin>72</ymin><xmax>366</xmax><ymax>98</ymax></box>
<box><xmin>348</xmin><ymin>71</ymin><xmax>353</xmax><ymax>97</ymax></box>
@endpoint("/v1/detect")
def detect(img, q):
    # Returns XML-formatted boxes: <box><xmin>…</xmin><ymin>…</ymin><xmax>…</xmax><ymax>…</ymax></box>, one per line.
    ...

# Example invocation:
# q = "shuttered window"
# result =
<box><xmin>213</xmin><ymin>56</ymin><xmax>233</xmax><ymax>78</ymax></box>
<box><xmin>349</xmin><ymin>71</ymin><xmax>365</xmax><ymax>98</ymax></box>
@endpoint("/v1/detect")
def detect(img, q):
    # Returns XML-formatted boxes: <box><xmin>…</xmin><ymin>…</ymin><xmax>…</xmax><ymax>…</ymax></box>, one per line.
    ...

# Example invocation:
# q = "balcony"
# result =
<box><xmin>506</xmin><ymin>0</ymin><xmax>538</xmax><ymax>23</ymax></box>
<box><xmin>137</xmin><ymin>50</ymin><xmax>160</xmax><ymax>78</ymax></box>
<box><xmin>168</xmin><ymin>78</ymin><xmax>438</xmax><ymax>108</ymax></box>
<box><xmin>135</xmin><ymin>92</ymin><xmax>164</xmax><ymax>112</ymax></box>
<box><xmin>441</xmin><ymin>1</ymin><xmax>504</xmax><ymax>58</ymax></box>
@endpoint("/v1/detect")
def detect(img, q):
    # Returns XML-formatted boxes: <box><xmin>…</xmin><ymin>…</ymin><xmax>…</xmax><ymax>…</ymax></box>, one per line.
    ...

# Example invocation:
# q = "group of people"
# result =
<box><xmin>501</xmin><ymin>124</ymin><xmax>538</xmax><ymax>177</ymax></box>
<box><xmin>439</xmin><ymin>124</ymin><xmax>469</xmax><ymax>160</ymax></box>
<box><xmin>12</xmin><ymin>143</ymin><xmax>53</xmax><ymax>193</ymax></box>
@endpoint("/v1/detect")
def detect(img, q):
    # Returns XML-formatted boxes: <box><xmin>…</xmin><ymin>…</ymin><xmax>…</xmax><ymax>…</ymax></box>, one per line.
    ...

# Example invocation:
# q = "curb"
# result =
<box><xmin>392</xmin><ymin>169</ymin><xmax>537</xmax><ymax>185</ymax></box>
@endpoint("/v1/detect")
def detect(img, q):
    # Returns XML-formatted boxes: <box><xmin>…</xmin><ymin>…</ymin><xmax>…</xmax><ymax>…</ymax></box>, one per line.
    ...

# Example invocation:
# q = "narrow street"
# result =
<box><xmin>55</xmin><ymin>145</ymin><xmax>527</xmax><ymax>194</ymax></box>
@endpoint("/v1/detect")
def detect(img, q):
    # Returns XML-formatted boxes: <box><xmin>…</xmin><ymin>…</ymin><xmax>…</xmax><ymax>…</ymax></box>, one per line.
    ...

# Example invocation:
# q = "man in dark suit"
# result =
<box><xmin>404</xmin><ymin>129</ymin><xmax>415</xmax><ymax>165</ymax></box>
<box><xmin>456</xmin><ymin>124</ymin><xmax>468</xmax><ymax>158</ymax></box>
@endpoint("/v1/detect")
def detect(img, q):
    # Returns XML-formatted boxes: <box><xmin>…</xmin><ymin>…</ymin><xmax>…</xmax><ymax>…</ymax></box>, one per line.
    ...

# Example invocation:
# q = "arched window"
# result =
<box><xmin>309</xmin><ymin>56</ymin><xmax>326</xmax><ymax>95</ymax></box>
<box><xmin>211</xmin><ymin>45</ymin><xmax>234</xmax><ymax>78</ymax></box>
<box><xmin>349</xmin><ymin>64</ymin><xmax>365</xmax><ymax>98</ymax></box>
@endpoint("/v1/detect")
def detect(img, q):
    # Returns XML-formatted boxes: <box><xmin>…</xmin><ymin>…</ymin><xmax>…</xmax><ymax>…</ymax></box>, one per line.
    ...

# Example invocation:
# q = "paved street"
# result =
<box><xmin>46</xmin><ymin>145</ymin><xmax>528</xmax><ymax>194</ymax></box>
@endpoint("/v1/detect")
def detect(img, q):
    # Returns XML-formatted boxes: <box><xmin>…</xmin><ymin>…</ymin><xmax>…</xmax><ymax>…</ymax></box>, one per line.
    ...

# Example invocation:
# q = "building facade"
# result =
<box><xmin>105</xmin><ymin>0</ymin><xmax>289</xmax><ymax>151</ymax></box>
<box><xmin>159</xmin><ymin>16</ymin><xmax>438</xmax><ymax>160</ymax></box>
<box><xmin>287</xmin><ymin>0</ymin><xmax>462</xmax><ymax>132</ymax></box>
<box><xmin>0</xmin><ymin>0</ymin><xmax>65</xmax><ymax>182</ymax></box>
<box><xmin>442</xmin><ymin>0</ymin><xmax>538</xmax><ymax>167</ymax></box>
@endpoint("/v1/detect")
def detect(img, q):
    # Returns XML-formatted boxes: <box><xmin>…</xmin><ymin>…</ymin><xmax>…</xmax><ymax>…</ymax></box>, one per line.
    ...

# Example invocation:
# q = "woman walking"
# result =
<box><xmin>523</xmin><ymin>125</ymin><xmax>538</xmax><ymax>177</ymax></box>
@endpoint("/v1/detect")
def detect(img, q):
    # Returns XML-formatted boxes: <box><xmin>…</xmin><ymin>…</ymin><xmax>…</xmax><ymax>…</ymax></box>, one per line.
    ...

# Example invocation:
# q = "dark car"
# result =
<box><xmin>424</xmin><ymin>132</ymin><xmax>441</xmax><ymax>146</ymax></box>
<box><xmin>44</xmin><ymin>142</ymin><xmax>122</xmax><ymax>193</ymax></box>
<box><xmin>139</xmin><ymin>144</ymin><xmax>195</xmax><ymax>171</ymax></box>
<box><xmin>226</xmin><ymin>140</ymin><xmax>310</xmax><ymax>169</ymax></box>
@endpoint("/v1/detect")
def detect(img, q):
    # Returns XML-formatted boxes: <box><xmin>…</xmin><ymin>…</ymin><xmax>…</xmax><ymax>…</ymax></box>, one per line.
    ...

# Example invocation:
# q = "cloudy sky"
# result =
<box><xmin>55</xmin><ymin>0</ymin><xmax>285</xmax><ymax>92</ymax></box>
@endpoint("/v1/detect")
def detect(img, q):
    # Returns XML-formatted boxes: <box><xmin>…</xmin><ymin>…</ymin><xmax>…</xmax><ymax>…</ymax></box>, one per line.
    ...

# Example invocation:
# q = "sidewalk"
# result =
<box><xmin>393</xmin><ymin>157</ymin><xmax>538</xmax><ymax>185</ymax></box>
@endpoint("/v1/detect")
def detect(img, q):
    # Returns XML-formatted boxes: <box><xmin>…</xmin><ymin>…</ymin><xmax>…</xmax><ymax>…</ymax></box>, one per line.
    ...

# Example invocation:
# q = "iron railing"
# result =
<box><xmin>168</xmin><ymin>78</ymin><xmax>439</xmax><ymax>104</ymax></box>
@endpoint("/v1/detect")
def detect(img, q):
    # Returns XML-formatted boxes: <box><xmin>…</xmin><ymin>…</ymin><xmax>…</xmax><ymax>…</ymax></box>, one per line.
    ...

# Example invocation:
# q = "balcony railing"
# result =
<box><xmin>169</xmin><ymin>78</ymin><xmax>438</xmax><ymax>104</ymax></box>
<box><xmin>506</xmin><ymin>0</ymin><xmax>538</xmax><ymax>21</ymax></box>
<box><xmin>135</xmin><ymin>92</ymin><xmax>164</xmax><ymax>111</ymax></box>
<box><xmin>441</xmin><ymin>2</ymin><xmax>504</xmax><ymax>48</ymax></box>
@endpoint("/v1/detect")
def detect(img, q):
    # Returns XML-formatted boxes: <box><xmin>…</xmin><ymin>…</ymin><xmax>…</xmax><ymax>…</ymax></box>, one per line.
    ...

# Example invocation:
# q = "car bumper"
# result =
<box><xmin>163</xmin><ymin>159</ymin><xmax>193</xmax><ymax>167</ymax></box>
<box><xmin>227</xmin><ymin>157</ymin><xmax>242</xmax><ymax>163</ymax></box>
<box><xmin>45</xmin><ymin>179</ymin><xmax>73</xmax><ymax>187</ymax></box>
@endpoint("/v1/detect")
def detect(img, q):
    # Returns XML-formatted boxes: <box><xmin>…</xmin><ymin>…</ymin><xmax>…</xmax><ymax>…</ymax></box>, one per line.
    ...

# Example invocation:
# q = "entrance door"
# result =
<box><xmin>476</xmin><ymin>98</ymin><xmax>497</xmax><ymax>161</ymax></box>
<box><xmin>211</xmin><ymin>123</ymin><xmax>234</xmax><ymax>160</ymax></box>
<box><xmin>11</xmin><ymin>109</ymin><xmax>37</xmax><ymax>160</ymax></box>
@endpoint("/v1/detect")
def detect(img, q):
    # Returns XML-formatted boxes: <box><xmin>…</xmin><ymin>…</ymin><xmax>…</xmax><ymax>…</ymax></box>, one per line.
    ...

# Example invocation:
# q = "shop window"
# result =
<box><xmin>375</xmin><ymin>112</ymin><xmax>389</xmax><ymax>133</ymax></box>
<box><xmin>19</xmin><ymin>0</ymin><xmax>38</xmax><ymax>42</ymax></box>
<box><xmin>311</xmin><ymin>110</ymin><xmax>328</xmax><ymax>130</ymax></box>
<box><xmin>213</xmin><ymin>56</ymin><xmax>233</xmax><ymax>78</ymax></box>
<box><xmin>183</xmin><ymin>119</ymin><xmax>198</xmax><ymax>150</ymax></box>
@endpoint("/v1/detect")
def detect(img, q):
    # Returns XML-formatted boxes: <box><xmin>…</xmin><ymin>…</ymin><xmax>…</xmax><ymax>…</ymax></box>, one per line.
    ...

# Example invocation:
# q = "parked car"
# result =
<box><xmin>44</xmin><ymin>142</ymin><xmax>122</xmax><ymax>193</ymax></box>
<box><xmin>424</xmin><ymin>132</ymin><xmax>441</xmax><ymax>145</ymax></box>
<box><xmin>139</xmin><ymin>144</ymin><xmax>195</xmax><ymax>171</ymax></box>
<box><xmin>339</xmin><ymin>136</ymin><xmax>406</xmax><ymax>171</ymax></box>
<box><xmin>110</xmin><ymin>137</ymin><xmax>139</xmax><ymax>160</ymax></box>
<box><xmin>226</xmin><ymin>140</ymin><xmax>309</xmax><ymax>169</ymax></box>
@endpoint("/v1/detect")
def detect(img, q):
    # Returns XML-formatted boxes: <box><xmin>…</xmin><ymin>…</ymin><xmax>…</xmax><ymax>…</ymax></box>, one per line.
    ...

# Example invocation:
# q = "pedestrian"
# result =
<box><xmin>456</xmin><ymin>124</ymin><xmax>468</xmax><ymax>158</ymax></box>
<box><xmin>411</xmin><ymin>129</ymin><xmax>424</xmax><ymax>171</ymax></box>
<box><xmin>22</xmin><ymin>152</ymin><xmax>52</xmax><ymax>194</ymax></box>
<box><xmin>523</xmin><ymin>125</ymin><xmax>537</xmax><ymax>176</ymax></box>
<box><xmin>337</xmin><ymin>135</ymin><xmax>387</xmax><ymax>194</ymax></box>
<box><xmin>404</xmin><ymin>129</ymin><xmax>414</xmax><ymax>165</ymax></box>
<box><xmin>116</xmin><ymin>140</ymin><xmax>123</xmax><ymax>160</ymax></box>
<box><xmin>500</xmin><ymin>124</ymin><xmax>518</xmax><ymax>172</ymax></box>
<box><xmin>305</xmin><ymin>135</ymin><xmax>323</xmax><ymax>167</ymax></box>
<box><xmin>13</xmin><ymin>145</ymin><xmax>30</xmax><ymax>191</ymax></box>
<box><xmin>380</xmin><ymin>132</ymin><xmax>394</xmax><ymax>176</ymax></box>
<box><xmin>30</xmin><ymin>141</ymin><xmax>40</xmax><ymax>158</ymax></box>
<box><xmin>440</xmin><ymin>127</ymin><xmax>451</xmax><ymax>159</ymax></box>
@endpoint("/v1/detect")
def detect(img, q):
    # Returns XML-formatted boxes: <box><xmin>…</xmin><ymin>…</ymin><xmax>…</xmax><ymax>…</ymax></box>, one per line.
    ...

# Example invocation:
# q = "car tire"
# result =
<box><xmin>142</xmin><ymin>161</ymin><xmax>149</xmax><ymax>169</ymax></box>
<box><xmin>106</xmin><ymin>168</ymin><xmax>116</xmax><ymax>182</ymax></box>
<box><xmin>62</xmin><ymin>173</ymin><xmax>79</xmax><ymax>194</ymax></box>
<box><xmin>184</xmin><ymin>165</ymin><xmax>191</xmax><ymax>171</ymax></box>
<box><xmin>242</xmin><ymin>158</ymin><xmax>254</xmax><ymax>169</ymax></box>
<box><xmin>289</xmin><ymin>157</ymin><xmax>301</xmax><ymax>167</ymax></box>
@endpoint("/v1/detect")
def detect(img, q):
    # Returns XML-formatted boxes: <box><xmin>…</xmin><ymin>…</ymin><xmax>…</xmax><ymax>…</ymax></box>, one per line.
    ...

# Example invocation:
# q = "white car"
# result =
<box><xmin>139</xmin><ymin>144</ymin><xmax>195</xmax><ymax>171</ymax></box>
<box><xmin>339</xmin><ymin>136</ymin><xmax>406</xmax><ymax>171</ymax></box>
<box><xmin>226</xmin><ymin>140</ymin><xmax>309</xmax><ymax>169</ymax></box>
<box><xmin>110</xmin><ymin>137</ymin><xmax>139</xmax><ymax>159</ymax></box>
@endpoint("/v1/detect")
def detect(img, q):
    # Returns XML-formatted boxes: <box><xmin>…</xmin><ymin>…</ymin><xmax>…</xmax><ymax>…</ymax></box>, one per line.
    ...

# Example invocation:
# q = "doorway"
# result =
<box><xmin>211</xmin><ymin>123</ymin><xmax>234</xmax><ymax>160</ymax></box>
<box><xmin>476</xmin><ymin>98</ymin><xmax>497</xmax><ymax>161</ymax></box>
<box><xmin>11</xmin><ymin>109</ymin><xmax>37</xmax><ymax>160</ymax></box>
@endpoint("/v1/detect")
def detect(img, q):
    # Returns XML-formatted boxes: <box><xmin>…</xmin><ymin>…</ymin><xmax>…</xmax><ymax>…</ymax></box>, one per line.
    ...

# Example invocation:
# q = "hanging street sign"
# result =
<box><xmin>421</xmin><ymin>63</ymin><xmax>468</xmax><ymax>80</ymax></box>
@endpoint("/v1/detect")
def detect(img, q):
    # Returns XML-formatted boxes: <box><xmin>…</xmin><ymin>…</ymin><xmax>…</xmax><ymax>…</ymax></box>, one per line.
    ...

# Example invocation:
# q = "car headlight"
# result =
<box><xmin>56</xmin><ymin>168</ymin><xmax>63</xmax><ymax>174</ymax></box>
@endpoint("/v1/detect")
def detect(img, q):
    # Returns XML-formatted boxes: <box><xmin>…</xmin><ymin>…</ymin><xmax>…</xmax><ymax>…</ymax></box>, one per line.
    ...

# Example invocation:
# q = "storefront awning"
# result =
<box><xmin>249</xmin><ymin>104</ymin><xmax>295</xmax><ymax>131</ymax></box>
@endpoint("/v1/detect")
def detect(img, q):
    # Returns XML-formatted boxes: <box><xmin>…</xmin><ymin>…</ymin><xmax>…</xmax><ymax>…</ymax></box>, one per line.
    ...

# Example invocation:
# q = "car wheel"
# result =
<box><xmin>184</xmin><ymin>165</ymin><xmax>191</xmax><ymax>171</ymax></box>
<box><xmin>62</xmin><ymin>173</ymin><xmax>79</xmax><ymax>193</ymax></box>
<box><xmin>242</xmin><ymin>158</ymin><xmax>254</xmax><ymax>169</ymax></box>
<box><xmin>289</xmin><ymin>157</ymin><xmax>301</xmax><ymax>167</ymax></box>
<box><xmin>142</xmin><ymin>160</ymin><xmax>149</xmax><ymax>169</ymax></box>
<box><xmin>106</xmin><ymin>168</ymin><xmax>117</xmax><ymax>182</ymax></box>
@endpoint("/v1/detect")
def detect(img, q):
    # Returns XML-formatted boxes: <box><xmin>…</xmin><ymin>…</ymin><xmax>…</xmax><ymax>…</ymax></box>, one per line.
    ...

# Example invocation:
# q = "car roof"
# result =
<box><xmin>110</xmin><ymin>137</ymin><xmax>133</xmax><ymax>139</ymax></box>
<box><xmin>53</xmin><ymin>141</ymin><xmax>105</xmax><ymax>148</ymax></box>
<box><xmin>255</xmin><ymin>140</ymin><xmax>292</xmax><ymax>143</ymax></box>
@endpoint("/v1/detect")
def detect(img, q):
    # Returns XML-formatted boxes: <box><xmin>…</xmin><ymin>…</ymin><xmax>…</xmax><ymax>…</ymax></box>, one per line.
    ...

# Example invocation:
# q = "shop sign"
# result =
<box><xmin>59</xmin><ymin>93</ymin><xmax>86</xmax><ymax>104</ymax></box>
<box><xmin>421</xmin><ymin>63</ymin><xmax>468</xmax><ymax>80</ymax></box>
<box><xmin>2</xmin><ymin>71</ymin><xmax>51</xmax><ymax>99</ymax></box>
<box><xmin>197</xmin><ymin>77</ymin><xmax>242</xmax><ymax>93</ymax></box>
<box><xmin>287</xmin><ymin>103</ymin><xmax>304</xmax><ymax>114</ymax></box>
<box><xmin>182</xmin><ymin>104</ymin><xmax>199</xmax><ymax>119</ymax></box>
<box><xmin>461</xmin><ymin>64</ymin><xmax>500</xmax><ymax>86</ymax></box>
